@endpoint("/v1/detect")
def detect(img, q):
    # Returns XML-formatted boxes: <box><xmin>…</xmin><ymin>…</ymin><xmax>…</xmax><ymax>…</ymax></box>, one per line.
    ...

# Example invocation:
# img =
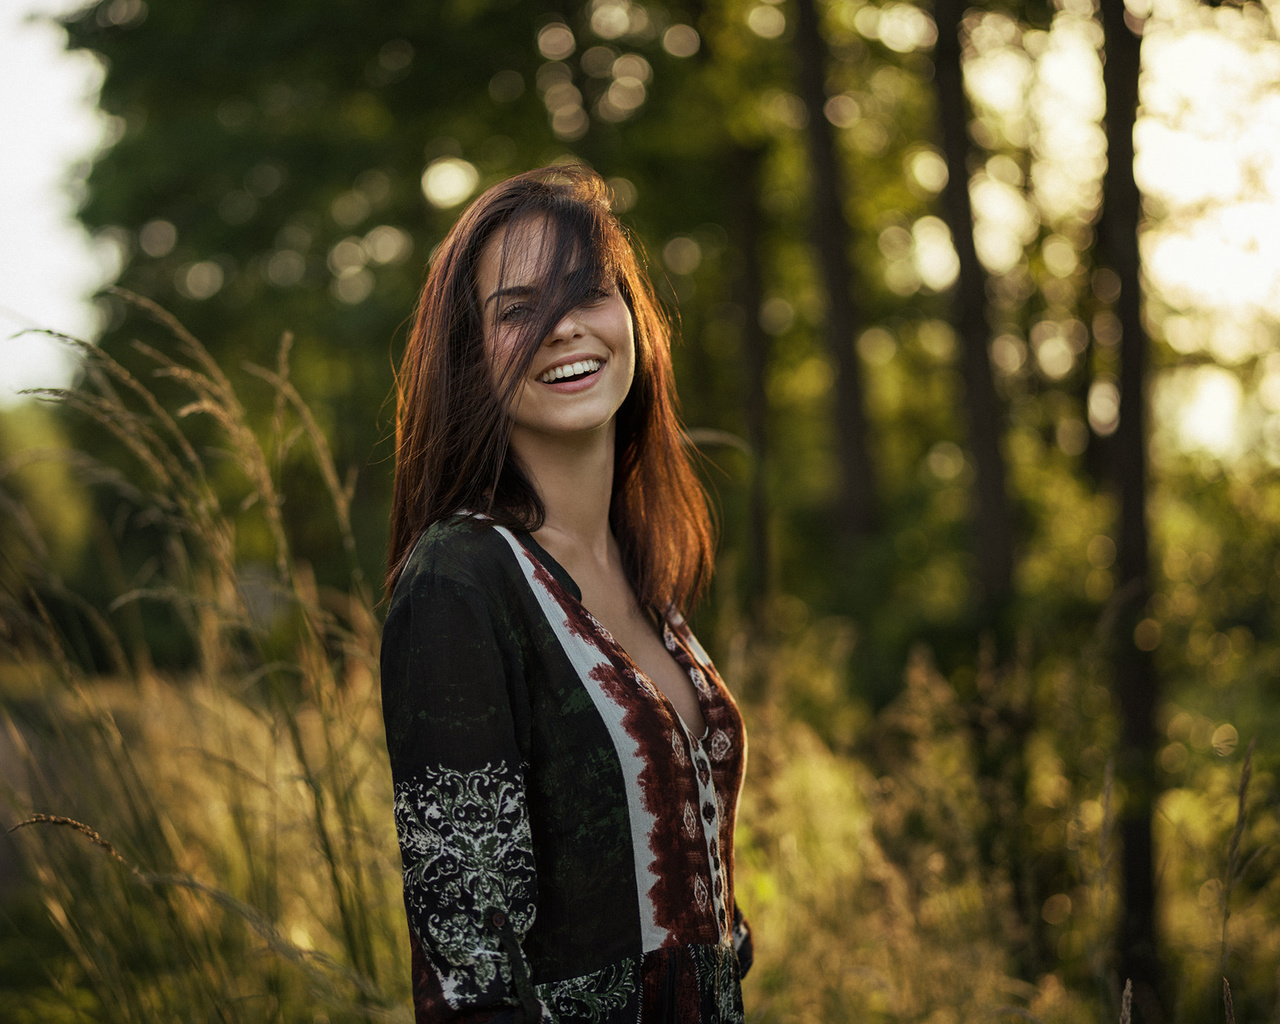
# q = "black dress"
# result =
<box><xmin>380</xmin><ymin>516</ymin><xmax>751</xmax><ymax>1023</ymax></box>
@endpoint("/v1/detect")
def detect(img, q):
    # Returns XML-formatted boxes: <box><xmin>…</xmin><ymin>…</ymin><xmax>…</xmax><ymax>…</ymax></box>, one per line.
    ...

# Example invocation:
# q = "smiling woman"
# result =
<box><xmin>381</xmin><ymin>166</ymin><xmax>751</xmax><ymax>1023</ymax></box>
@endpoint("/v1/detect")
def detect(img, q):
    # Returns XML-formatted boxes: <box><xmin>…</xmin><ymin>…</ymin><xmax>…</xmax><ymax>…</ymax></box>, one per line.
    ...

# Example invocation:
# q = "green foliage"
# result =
<box><xmin>6</xmin><ymin>0</ymin><xmax>1280</xmax><ymax>1018</ymax></box>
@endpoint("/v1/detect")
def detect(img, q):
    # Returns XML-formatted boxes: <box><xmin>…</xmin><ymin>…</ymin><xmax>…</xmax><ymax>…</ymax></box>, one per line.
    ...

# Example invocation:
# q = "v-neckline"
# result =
<box><xmin>513</xmin><ymin>529</ymin><xmax>711</xmax><ymax>741</ymax></box>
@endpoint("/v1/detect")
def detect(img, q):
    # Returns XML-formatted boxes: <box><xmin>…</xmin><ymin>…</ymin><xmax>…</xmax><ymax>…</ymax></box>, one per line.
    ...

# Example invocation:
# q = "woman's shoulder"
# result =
<box><xmin>393</xmin><ymin>515</ymin><xmax>521</xmax><ymax>602</ymax></box>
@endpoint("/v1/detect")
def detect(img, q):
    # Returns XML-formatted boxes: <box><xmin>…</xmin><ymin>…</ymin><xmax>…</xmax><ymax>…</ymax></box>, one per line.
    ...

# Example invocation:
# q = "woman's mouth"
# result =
<box><xmin>538</xmin><ymin>358</ymin><xmax>602</xmax><ymax>384</ymax></box>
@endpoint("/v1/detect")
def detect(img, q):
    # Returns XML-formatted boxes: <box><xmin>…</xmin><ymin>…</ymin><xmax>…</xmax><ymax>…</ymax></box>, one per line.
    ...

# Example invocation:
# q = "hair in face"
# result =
<box><xmin>387</xmin><ymin>164</ymin><xmax>714</xmax><ymax>614</ymax></box>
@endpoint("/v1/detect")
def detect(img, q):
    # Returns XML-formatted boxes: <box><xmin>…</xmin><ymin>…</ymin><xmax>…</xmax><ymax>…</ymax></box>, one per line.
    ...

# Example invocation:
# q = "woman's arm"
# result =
<box><xmin>382</xmin><ymin>564</ymin><xmax>547</xmax><ymax>1023</ymax></box>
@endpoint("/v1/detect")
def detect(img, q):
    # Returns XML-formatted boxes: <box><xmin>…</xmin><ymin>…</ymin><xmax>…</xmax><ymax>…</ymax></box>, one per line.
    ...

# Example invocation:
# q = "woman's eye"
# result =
<box><xmin>499</xmin><ymin>303</ymin><xmax>530</xmax><ymax>323</ymax></box>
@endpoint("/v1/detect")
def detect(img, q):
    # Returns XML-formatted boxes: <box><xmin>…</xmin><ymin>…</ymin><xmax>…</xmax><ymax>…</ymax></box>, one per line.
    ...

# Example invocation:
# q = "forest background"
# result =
<box><xmin>2</xmin><ymin>0</ymin><xmax>1279</xmax><ymax>1021</ymax></box>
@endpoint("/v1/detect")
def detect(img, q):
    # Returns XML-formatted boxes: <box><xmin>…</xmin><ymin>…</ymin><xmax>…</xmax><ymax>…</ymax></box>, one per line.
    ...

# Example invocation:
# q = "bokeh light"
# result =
<box><xmin>420</xmin><ymin>157</ymin><xmax>480</xmax><ymax>208</ymax></box>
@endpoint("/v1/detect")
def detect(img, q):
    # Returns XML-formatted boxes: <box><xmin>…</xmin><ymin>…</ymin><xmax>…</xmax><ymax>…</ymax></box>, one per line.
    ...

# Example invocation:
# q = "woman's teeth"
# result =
<box><xmin>539</xmin><ymin>358</ymin><xmax>601</xmax><ymax>383</ymax></box>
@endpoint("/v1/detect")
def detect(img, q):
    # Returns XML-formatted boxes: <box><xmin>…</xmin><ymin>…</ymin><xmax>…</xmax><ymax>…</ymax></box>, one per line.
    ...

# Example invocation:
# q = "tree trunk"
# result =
<box><xmin>932</xmin><ymin>0</ymin><xmax>1037</xmax><ymax>975</ymax></box>
<box><xmin>1098</xmin><ymin>0</ymin><xmax>1164</xmax><ymax>1017</ymax></box>
<box><xmin>791</xmin><ymin>0</ymin><xmax>879</xmax><ymax>540</ymax></box>
<box><xmin>932</xmin><ymin>0</ymin><xmax>1014</xmax><ymax>617</ymax></box>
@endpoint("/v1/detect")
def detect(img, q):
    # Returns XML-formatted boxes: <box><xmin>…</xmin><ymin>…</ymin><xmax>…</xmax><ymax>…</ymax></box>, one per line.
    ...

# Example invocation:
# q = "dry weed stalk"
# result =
<box><xmin>2</xmin><ymin>306</ymin><xmax>405</xmax><ymax>1021</ymax></box>
<box><xmin>1220</xmin><ymin>738</ymin><xmax>1260</xmax><ymax>983</ymax></box>
<box><xmin>1213</xmin><ymin>736</ymin><xmax>1266</xmax><ymax>1024</ymax></box>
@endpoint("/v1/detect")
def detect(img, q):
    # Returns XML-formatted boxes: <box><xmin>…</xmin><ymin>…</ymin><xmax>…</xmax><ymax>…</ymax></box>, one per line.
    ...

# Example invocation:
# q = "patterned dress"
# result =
<box><xmin>380</xmin><ymin>516</ymin><xmax>751</xmax><ymax>1023</ymax></box>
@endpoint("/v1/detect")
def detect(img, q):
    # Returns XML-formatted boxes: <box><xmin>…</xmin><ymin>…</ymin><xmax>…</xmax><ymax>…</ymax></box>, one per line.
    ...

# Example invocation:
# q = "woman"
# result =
<box><xmin>381</xmin><ymin>165</ymin><xmax>751</xmax><ymax>1024</ymax></box>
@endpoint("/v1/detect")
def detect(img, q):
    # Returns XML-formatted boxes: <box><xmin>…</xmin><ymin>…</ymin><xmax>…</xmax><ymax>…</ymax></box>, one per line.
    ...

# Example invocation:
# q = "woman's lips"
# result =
<box><xmin>538</xmin><ymin>357</ymin><xmax>602</xmax><ymax>383</ymax></box>
<box><xmin>537</xmin><ymin>357</ymin><xmax>604</xmax><ymax>392</ymax></box>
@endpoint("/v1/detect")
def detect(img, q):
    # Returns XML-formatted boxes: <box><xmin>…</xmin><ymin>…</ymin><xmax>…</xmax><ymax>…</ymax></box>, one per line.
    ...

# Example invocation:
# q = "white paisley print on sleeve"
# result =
<box><xmin>393</xmin><ymin>761</ymin><xmax>538</xmax><ymax>1009</ymax></box>
<box><xmin>536</xmin><ymin>960</ymin><xmax>638</xmax><ymax>1022</ymax></box>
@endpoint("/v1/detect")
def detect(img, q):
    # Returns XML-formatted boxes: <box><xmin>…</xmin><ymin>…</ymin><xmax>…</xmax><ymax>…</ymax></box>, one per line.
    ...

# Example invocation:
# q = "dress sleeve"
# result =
<box><xmin>381</xmin><ymin>564</ymin><xmax>548</xmax><ymax>1022</ymax></box>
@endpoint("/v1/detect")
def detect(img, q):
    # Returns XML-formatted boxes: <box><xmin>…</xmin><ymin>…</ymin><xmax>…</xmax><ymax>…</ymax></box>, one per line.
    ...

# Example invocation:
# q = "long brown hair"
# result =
<box><xmin>386</xmin><ymin>165</ymin><xmax>714</xmax><ymax>614</ymax></box>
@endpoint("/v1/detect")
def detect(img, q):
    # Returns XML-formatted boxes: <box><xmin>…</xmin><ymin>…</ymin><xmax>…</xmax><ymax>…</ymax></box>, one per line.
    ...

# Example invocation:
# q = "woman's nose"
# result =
<box><xmin>547</xmin><ymin>306</ymin><xmax>585</xmax><ymax>343</ymax></box>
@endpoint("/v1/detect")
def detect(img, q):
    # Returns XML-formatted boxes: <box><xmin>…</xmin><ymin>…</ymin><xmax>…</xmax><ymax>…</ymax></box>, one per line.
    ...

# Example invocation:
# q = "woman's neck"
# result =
<box><xmin>512</xmin><ymin>424</ymin><xmax>617</xmax><ymax>565</ymax></box>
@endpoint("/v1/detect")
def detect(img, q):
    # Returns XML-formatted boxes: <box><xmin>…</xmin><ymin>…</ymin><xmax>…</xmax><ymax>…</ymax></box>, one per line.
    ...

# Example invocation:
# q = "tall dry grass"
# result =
<box><xmin>0</xmin><ymin>299</ymin><xmax>1274</xmax><ymax>1023</ymax></box>
<box><xmin>2</xmin><ymin>295</ymin><xmax>407</xmax><ymax>1021</ymax></box>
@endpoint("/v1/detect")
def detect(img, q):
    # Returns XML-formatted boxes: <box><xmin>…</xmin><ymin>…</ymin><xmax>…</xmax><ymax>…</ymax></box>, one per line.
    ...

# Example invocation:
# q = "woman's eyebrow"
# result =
<box><xmin>485</xmin><ymin>265</ymin><xmax>601</xmax><ymax>307</ymax></box>
<box><xmin>485</xmin><ymin>285</ymin><xmax>534</xmax><ymax>307</ymax></box>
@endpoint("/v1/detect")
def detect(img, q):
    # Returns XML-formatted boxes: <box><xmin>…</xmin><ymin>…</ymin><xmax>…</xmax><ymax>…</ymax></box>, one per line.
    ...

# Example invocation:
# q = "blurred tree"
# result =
<box><xmin>931</xmin><ymin>0</ymin><xmax>1035</xmax><ymax>972</ymax></box>
<box><xmin>932</xmin><ymin>0</ymin><xmax>1014</xmax><ymax>621</ymax></box>
<box><xmin>792</xmin><ymin>0</ymin><xmax>880</xmax><ymax>543</ymax></box>
<box><xmin>1097</xmin><ymin>0</ymin><xmax>1164</xmax><ymax>1016</ymax></box>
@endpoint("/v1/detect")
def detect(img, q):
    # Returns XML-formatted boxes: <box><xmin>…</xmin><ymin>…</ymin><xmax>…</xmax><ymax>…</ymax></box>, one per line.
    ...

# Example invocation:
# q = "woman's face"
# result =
<box><xmin>475</xmin><ymin>215</ymin><xmax>636</xmax><ymax>452</ymax></box>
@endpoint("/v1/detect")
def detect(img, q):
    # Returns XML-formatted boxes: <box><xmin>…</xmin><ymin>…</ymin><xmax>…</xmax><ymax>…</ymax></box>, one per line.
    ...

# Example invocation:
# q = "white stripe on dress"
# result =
<box><xmin>493</xmin><ymin>526</ymin><xmax>668</xmax><ymax>952</ymax></box>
